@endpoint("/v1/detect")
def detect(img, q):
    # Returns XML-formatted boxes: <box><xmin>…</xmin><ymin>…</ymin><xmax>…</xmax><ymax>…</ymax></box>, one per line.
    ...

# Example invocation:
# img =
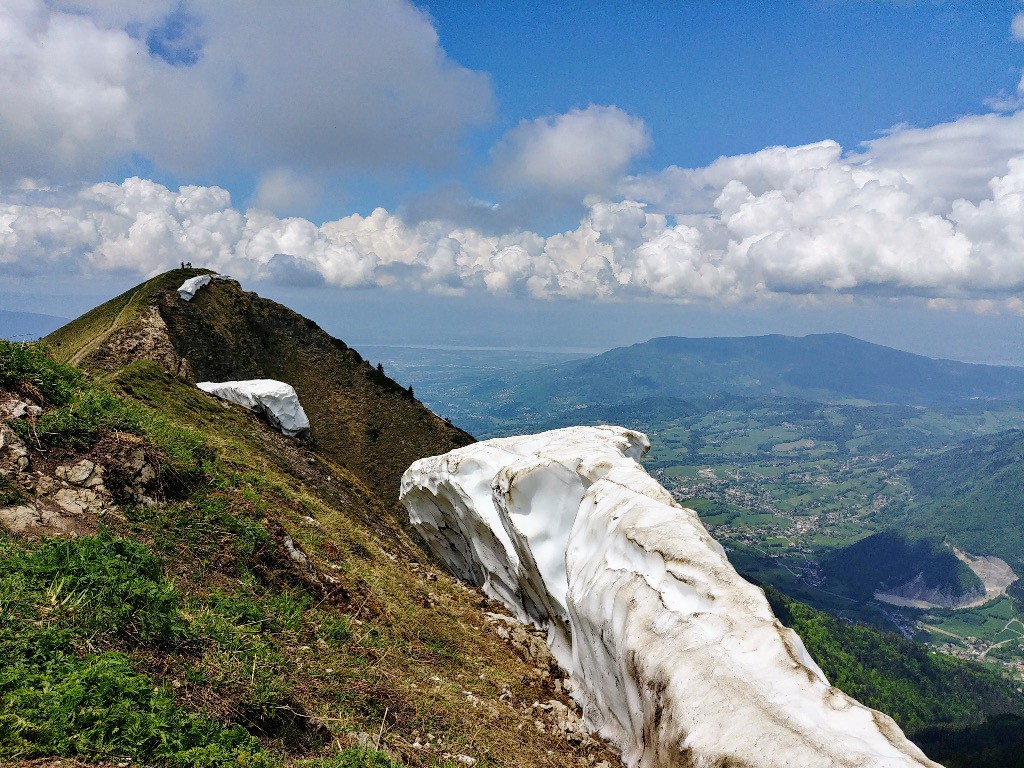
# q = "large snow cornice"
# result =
<box><xmin>400</xmin><ymin>426</ymin><xmax>940</xmax><ymax>768</ymax></box>
<box><xmin>197</xmin><ymin>379</ymin><xmax>310</xmax><ymax>437</ymax></box>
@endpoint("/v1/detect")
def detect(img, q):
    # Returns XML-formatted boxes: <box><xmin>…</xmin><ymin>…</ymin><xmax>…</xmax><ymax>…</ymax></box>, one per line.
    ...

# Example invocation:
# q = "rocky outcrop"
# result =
<box><xmin>875</xmin><ymin>573</ymin><xmax>986</xmax><ymax>610</ymax></box>
<box><xmin>875</xmin><ymin>546</ymin><xmax>1019</xmax><ymax>610</ymax></box>
<box><xmin>401</xmin><ymin>426</ymin><xmax>941</xmax><ymax>768</ymax></box>
<box><xmin>0</xmin><ymin>395</ymin><xmax>43</xmax><ymax>421</ymax></box>
<box><xmin>0</xmin><ymin>415</ymin><xmax>159</xmax><ymax>537</ymax></box>
<box><xmin>85</xmin><ymin>304</ymin><xmax>193</xmax><ymax>378</ymax></box>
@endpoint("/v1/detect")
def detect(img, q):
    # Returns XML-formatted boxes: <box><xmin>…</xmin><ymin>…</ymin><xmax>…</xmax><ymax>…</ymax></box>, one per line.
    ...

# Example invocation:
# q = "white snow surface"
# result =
<box><xmin>400</xmin><ymin>426</ymin><xmax>941</xmax><ymax>768</ymax></box>
<box><xmin>177</xmin><ymin>273</ymin><xmax>233</xmax><ymax>300</ymax></box>
<box><xmin>177</xmin><ymin>275</ymin><xmax>212</xmax><ymax>300</ymax></box>
<box><xmin>196</xmin><ymin>379</ymin><xmax>310</xmax><ymax>437</ymax></box>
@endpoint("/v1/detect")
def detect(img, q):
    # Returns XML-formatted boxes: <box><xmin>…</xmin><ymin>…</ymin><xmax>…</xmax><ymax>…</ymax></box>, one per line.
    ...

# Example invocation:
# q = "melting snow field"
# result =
<box><xmin>197</xmin><ymin>379</ymin><xmax>310</xmax><ymax>437</ymax></box>
<box><xmin>177</xmin><ymin>275</ymin><xmax>213</xmax><ymax>300</ymax></box>
<box><xmin>177</xmin><ymin>273</ymin><xmax>234</xmax><ymax>301</ymax></box>
<box><xmin>401</xmin><ymin>426</ymin><xmax>940</xmax><ymax>768</ymax></box>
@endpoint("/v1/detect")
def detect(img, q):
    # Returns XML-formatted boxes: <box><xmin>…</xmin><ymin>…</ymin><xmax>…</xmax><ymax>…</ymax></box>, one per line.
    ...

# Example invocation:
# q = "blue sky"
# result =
<box><xmin>428</xmin><ymin>1</ymin><xmax>1022</xmax><ymax>182</ymax></box>
<box><xmin>3</xmin><ymin>1</ymin><xmax>1024</xmax><ymax>362</ymax></box>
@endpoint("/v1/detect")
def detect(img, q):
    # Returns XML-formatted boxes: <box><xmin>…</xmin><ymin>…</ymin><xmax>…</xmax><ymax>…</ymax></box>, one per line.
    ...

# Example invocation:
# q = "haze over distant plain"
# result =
<box><xmin>3</xmin><ymin>1</ymin><xmax>1024</xmax><ymax>363</ymax></box>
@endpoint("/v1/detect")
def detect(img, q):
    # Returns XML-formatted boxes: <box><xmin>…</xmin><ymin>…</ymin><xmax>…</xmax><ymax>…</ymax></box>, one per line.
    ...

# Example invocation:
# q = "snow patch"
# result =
<box><xmin>196</xmin><ymin>379</ymin><xmax>310</xmax><ymax>437</ymax></box>
<box><xmin>401</xmin><ymin>426</ymin><xmax>941</xmax><ymax>768</ymax></box>
<box><xmin>177</xmin><ymin>273</ymin><xmax>232</xmax><ymax>301</ymax></box>
<box><xmin>177</xmin><ymin>275</ymin><xmax>212</xmax><ymax>300</ymax></box>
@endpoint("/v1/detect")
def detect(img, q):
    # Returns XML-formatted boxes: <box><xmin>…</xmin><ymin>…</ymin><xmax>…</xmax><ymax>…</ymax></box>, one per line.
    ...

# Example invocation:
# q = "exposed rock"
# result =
<box><xmin>139</xmin><ymin>463</ymin><xmax>156</xmax><ymax>485</ymax></box>
<box><xmin>402</xmin><ymin>426</ymin><xmax>942</xmax><ymax>768</ymax></box>
<box><xmin>129</xmin><ymin>447</ymin><xmax>147</xmax><ymax>472</ymax></box>
<box><xmin>3</xmin><ymin>400</ymin><xmax>27</xmax><ymax>419</ymax></box>
<box><xmin>0</xmin><ymin>503</ymin><xmax>72</xmax><ymax>534</ymax></box>
<box><xmin>532</xmin><ymin>699</ymin><xmax>596</xmax><ymax>746</ymax></box>
<box><xmin>443</xmin><ymin>755</ymin><xmax>477</xmax><ymax>766</ymax></box>
<box><xmin>875</xmin><ymin>547</ymin><xmax>1020</xmax><ymax>610</ymax></box>
<box><xmin>34</xmin><ymin>473</ymin><xmax>57</xmax><ymax>494</ymax></box>
<box><xmin>0</xmin><ymin>432</ymin><xmax>153</xmax><ymax>537</ymax></box>
<box><xmin>485</xmin><ymin>612</ymin><xmax>558</xmax><ymax>672</ymax></box>
<box><xmin>85</xmin><ymin>304</ymin><xmax>193</xmax><ymax>378</ymax></box>
<box><xmin>0</xmin><ymin>396</ymin><xmax>38</xmax><ymax>420</ymax></box>
<box><xmin>284</xmin><ymin>535</ymin><xmax>312</xmax><ymax>569</ymax></box>
<box><xmin>52</xmin><ymin>486</ymin><xmax>104</xmax><ymax>516</ymax></box>
<box><xmin>955</xmin><ymin>547</ymin><xmax>1020</xmax><ymax>601</ymax></box>
<box><xmin>875</xmin><ymin>573</ymin><xmax>985</xmax><ymax>610</ymax></box>
<box><xmin>0</xmin><ymin>425</ymin><xmax>30</xmax><ymax>471</ymax></box>
<box><xmin>56</xmin><ymin>459</ymin><xmax>97</xmax><ymax>486</ymax></box>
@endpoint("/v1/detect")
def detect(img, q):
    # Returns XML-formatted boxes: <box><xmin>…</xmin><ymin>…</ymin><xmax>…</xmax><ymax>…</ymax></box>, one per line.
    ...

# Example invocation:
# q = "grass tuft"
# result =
<box><xmin>4</xmin><ymin>530</ymin><xmax>187</xmax><ymax>642</ymax></box>
<box><xmin>0</xmin><ymin>340</ymin><xmax>82</xmax><ymax>406</ymax></box>
<box><xmin>0</xmin><ymin>474</ymin><xmax>25</xmax><ymax>506</ymax></box>
<box><xmin>0</xmin><ymin>532</ymin><xmax>276</xmax><ymax>767</ymax></box>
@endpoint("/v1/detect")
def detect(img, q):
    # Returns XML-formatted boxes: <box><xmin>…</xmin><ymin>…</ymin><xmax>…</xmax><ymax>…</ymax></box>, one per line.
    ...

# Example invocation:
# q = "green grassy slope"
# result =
<box><xmin>0</xmin><ymin>341</ymin><xmax>619</xmax><ymax>768</ymax></box>
<box><xmin>46</xmin><ymin>269</ymin><xmax>209</xmax><ymax>368</ymax></box>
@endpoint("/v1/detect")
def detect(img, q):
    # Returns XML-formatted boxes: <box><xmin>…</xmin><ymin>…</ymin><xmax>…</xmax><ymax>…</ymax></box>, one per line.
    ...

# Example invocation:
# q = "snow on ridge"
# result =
<box><xmin>400</xmin><ymin>426</ymin><xmax>941</xmax><ymax>768</ymax></box>
<box><xmin>177</xmin><ymin>275</ymin><xmax>212</xmax><ymax>300</ymax></box>
<box><xmin>196</xmin><ymin>379</ymin><xmax>310</xmax><ymax>437</ymax></box>
<box><xmin>177</xmin><ymin>273</ymin><xmax>233</xmax><ymax>301</ymax></box>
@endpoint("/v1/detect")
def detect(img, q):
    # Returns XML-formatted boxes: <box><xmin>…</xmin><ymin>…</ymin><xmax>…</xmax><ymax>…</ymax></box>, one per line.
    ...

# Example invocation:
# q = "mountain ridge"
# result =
<box><xmin>443</xmin><ymin>332</ymin><xmax>1024</xmax><ymax>438</ymax></box>
<box><xmin>44</xmin><ymin>268</ymin><xmax>472</xmax><ymax>506</ymax></box>
<box><xmin>2</xmin><ymin>270</ymin><xmax>623</xmax><ymax>767</ymax></box>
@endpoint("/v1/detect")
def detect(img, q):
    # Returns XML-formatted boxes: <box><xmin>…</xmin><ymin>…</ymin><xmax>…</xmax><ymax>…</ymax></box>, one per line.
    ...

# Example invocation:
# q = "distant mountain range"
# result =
<box><xmin>454</xmin><ymin>333</ymin><xmax>1024</xmax><ymax>437</ymax></box>
<box><xmin>0</xmin><ymin>310</ymin><xmax>67</xmax><ymax>341</ymax></box>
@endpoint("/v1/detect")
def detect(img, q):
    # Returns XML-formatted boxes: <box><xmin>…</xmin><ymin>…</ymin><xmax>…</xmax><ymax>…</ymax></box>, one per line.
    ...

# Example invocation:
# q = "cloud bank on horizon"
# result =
<box><xmin>2</xmin><ymin>0</ymin><xmax>1024</xmax><ymax>314</ymax></box>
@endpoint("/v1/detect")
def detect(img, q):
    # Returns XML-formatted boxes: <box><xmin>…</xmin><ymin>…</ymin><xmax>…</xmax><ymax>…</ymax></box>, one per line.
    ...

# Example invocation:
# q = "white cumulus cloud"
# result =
<box><xmin>0</xmin><ymin>0</ymin><xmax>147</xmax><ymax>181</ymax></box>
<box><xmin>251</xmin><ymin>169</ymin><xmax>324</xmax><ymax>219</ymax></box>
<box><xmin>489</xmin><ymin>105</ymin><xmax>651</xmax><ymax>196</ymax></box>
<box><xmin>0</xmin><ymin>0</ymin><xmax>493</xmax><ymax>184</ymax></box>
<box><xmin>4</xmin><ymin>110</ymin><xmax>1024</xmax><ymax>311</ymax></box>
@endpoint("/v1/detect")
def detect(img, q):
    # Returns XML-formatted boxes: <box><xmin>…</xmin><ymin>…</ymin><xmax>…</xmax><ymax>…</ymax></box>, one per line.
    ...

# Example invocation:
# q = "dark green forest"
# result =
<box><xmin>821</xmin><ymin>532</ymin><xmax>982</xmax><ymax>602</ymax></box>
<box><xmin>763</xmin><ymin>585</ymin><xmax>1024</xmax><ymax>767</ymax></box>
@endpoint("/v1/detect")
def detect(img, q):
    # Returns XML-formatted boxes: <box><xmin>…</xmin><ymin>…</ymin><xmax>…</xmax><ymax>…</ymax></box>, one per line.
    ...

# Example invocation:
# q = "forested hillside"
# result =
<box><xmin>899</xmin><ymin>430</ymin><xmax>1024</xmax><ymax>568</ymax></box>
<box><xmin>764</xmin><ymin>585</ymin><xmax>1024</xmax><ymax>768</ymax></box>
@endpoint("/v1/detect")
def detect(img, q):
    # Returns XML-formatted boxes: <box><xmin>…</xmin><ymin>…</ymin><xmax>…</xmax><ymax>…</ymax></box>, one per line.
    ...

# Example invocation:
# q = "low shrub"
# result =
<box><xmin>0</xmin><ymin>648</ymin><xmax>274</xmax><ymax>767</ymax></box>
<box><xmin>0</xmin><ymin>341</ymin><xmax>82</xmax><ymax>406</ymax></box>
<box><xmin>0</xmin><ymin>474</ymin><xmax>24</xmax><ymax>506</ymax></box>
<box><xmin>307</xmin><ymin>748</ymin><xmax>404</xmax><ymax>768</ymax></box>
<box><xmin>0</xmin><ymin>533</ymin><xmax>275</xmax><ymax>766</ymax></box>
<box><xmin>3</xmin><ymin>531</ymin><xmax>186</xmax><ymax>642</ymax></box>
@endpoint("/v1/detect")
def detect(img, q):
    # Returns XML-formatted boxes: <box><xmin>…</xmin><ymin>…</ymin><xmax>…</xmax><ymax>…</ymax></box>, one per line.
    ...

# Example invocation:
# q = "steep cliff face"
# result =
<box><xmin>45</xmin><ymin>268</ymin><xmax>472</xmax><ymax>504</ymax></box>
<box><xmin>401</xmin><ymin>426</ymin><xmax>942</xmax><ymax>768</ymax></box>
